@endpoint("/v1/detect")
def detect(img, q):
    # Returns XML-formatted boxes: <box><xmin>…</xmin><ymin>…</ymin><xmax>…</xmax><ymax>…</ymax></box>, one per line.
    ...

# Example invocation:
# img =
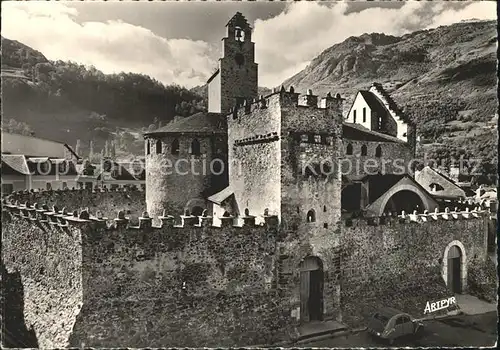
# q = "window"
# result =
<box><xmin>46</xmin><ymin>182</ymin><xmax>52</xmax><ymax>191</ymax></box>
<box><xmin>430</xmin><ymin>183</ymin><xmax>444</xmax><ymax>191</ymax></box>
<box><xmin>363</xmin><ymin>108</ymin><xmax>366</xmax><ymax>122</ymax></box>
<box><xmin>146</xmin><ymin>140</ymin><xmax>150</xmax><ymax>155</ymax></box>
<box><xmin>156</xmin><ymin>140</ymin><xmax>162</xmax><ymax>154</ymax></box>
<box><xmin>346</xmin><ymin>143</ymin><xmax>353</xmax><ymax>155</ymax></box>
<box><xmin>361</xmin><ymin>145</ymin><xmax>367</xmax><ymax>156</ymax></box>
<box><xmin>58</xmin><ymin>161</ymin><xmax>67</xmax><ymax>174</ymax></box>
<box><xmin>62</xmin><ymin>182</ymin><xmax>68</xmax><ymax>189</ymax></box>
<box><xmin>375</xmin><ymin>145</ymin><xmax>382</xmax><ymax>158</ymax></box>
<box><xmin>314</xmin><ymin>135</ymin><xmax>321</xmax><ymax>143</ymax></box>
<box><xmin>40</xmin><ymin>161</ymin><xmax>50</xmax><ymax>175</ymax></box>
<box><xmin>235</xmin><ymin>26</ymin><xmax>245</xmax><ymax>42</ymax></box>
<box><xmin>378</xmin><ymin>116</ymin><xmax>383</xmax><ymax>129</ymax></box>
<box><xmin>323</xmin><ymin>205</ymin><xmax>327</xmax><ymax>212</ymax></box>
<box><xmin>171</xmin><ymin>139</ymin><xmax>180</xmax><ymax>155</ymax></box>
<box><xmin>306</xmin><ymin>209</ymin><xmax>316</xmax><ymax>223</ymax></box>
<box><xmin>190</xmin><ymin>139</ymin><xmax>201</xmax><ymax>155</ymax></box>
<box><xmin>396</xmin><ymin>316</ymin><xmax>410</xmax><ymax>325</ymax></box>
<box><xmin>2</xmin><ymin>184</ymin><xmax>14</xmax><ymax>195</ymax></box>
<box><xmin>353</xmin><ymin>110</ymin><xmax>357</xmax><ymax>123</ymax></box>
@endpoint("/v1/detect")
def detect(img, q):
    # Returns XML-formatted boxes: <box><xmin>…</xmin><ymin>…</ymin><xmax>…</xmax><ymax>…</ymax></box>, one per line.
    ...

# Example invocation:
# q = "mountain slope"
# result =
<box><xmin>1</xmin><ymin>36</ymin><xmax>206</xmax><ymax>159</ymax></box>
<box><xmin>282</xmin><ymin>20</ymin><xmax>497</xmax><ymax>183</ymax></box>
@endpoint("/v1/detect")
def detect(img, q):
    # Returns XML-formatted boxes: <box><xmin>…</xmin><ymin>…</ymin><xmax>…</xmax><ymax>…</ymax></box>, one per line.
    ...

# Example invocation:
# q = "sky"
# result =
<box><xmin>2</xmin><ymin>1</ymin><xmax>496</xmax><ymax>89</ymax></box>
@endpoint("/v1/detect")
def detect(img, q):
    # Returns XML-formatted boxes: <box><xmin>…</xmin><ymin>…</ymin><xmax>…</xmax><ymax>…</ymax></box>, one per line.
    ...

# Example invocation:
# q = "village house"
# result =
<box><xmin>1</xmin><ymin>131</ymin><xmax>80</xmax><ymax>194</ymax></box>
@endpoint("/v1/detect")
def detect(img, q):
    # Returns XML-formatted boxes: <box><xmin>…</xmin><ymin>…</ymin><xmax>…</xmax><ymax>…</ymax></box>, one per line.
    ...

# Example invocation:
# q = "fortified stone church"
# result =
<box><xmin>144</xmin><ymin>12</ymin><xmax>436</xmax><ymax>225</ymax></box>
<box><xmin>2</xmin><ymin>12</ymin><xmax>495</xmax><ymax>348</ymax></box>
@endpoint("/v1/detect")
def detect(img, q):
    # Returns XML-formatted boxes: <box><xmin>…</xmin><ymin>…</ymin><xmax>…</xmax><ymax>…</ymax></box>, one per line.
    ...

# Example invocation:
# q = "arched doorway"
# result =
<box><xmin>447</xmin><ymin>245</ymin><xmax>463</xmax><ymax>293</ymax></box>
<box><xmin>383</xmin><ymin>190</ymin><xmax>425</xmax><ymax>214</ymax></box>
<box><xmin>299</xmin><ymin>256</ymin><xmax>324</xmax><ymax>322</ymax></box>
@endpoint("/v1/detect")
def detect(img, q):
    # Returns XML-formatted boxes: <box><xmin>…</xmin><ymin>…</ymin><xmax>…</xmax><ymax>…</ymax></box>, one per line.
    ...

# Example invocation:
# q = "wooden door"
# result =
<box><xmin>447</xmin><ymin>245</ymin><xmax>462</xmax><ymax>293</ymax></box>
<box><xmin>299</xmin><ymin>257</ymin><xmax>323</xmax><ymax>322</ymax></box>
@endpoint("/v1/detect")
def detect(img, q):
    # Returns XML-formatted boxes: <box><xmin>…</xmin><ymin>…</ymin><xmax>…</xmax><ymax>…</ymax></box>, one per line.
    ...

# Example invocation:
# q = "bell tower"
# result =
<box><xmin>207</xmin><ymin>12</ymin><xmax>258</xmax><ymax>114</ymax></box>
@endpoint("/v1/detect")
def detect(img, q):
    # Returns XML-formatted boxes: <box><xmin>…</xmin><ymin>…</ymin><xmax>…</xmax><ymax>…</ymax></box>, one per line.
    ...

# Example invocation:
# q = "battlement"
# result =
<box><xmin>228</xmin><ymin>86</ymin><xmax>344</xmax><ymax>121</ymax></box>
<box><xmin>2</xmin><ymin>197</ymin><xmax>279</xmax><ymax>232</ymax></box>
<box><xmin>344</xmin><ymin>207</ymin><xmax>488</xmax><ymax>227</ymax></box>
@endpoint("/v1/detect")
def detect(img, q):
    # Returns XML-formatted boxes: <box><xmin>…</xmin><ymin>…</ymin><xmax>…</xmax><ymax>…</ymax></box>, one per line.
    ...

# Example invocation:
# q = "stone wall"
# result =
<box><xmin>340</xmin><ymin>210</ymin><xmax>490</xmax><ymax>327</ymax></box>
<box><xmin>342</xmin><ymin>140</ymin><xmax>413</xmax><ymax>178</ymax></box>
<box><xmin>2</xmin><ymin>208</ymin><xmax>84</xmax><ymax>348</ymax></box>
<box><xmin>145</xmin><ymin>134</ymin><xmax>228</xmax><ymax>219</ymax></box>
<box><xmin>70</xmin><ymin>214</ymin><xmax>296</xmax><ymax>347</ymax></box>
<box><xmin>6</xmin><ymin>188</ymin><xmax>145</xmax><ymax>224</ymax></box>
<box><xmin>2</xmin><ymin>193</ymin><xmax>495</xmax><ymax>347</ymax></box>
<box><xmin>228</xmin><ymin>93</ymin><xmax>282</xmax><ymax>218</ymax></box>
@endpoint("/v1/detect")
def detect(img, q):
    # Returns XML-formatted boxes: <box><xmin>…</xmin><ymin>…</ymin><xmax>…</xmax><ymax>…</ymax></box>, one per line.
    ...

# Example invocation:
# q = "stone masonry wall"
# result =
<box><xmin>145</xmin><ymin>135</ymin><xmax>225</xmax><ymax>219</ymax></box>
<box><xmin>2</xmin><ymin>207</ymin><xmax>84</xmax><ymax>348</ymax></box>
<box><xmin>6</xmin><ymin>188</ymin><xmax>145</xmax><ymax>224</ymax></box>
<box><xmin>340</xmin><ymin>210</ymin><xmax>490</xmax><ymax>327</ymax></box>
<box><xmin>342</xmin><ymin>140</ymin><xmax>413</xmax><ymax>178</ymax></box>
<box><xmin>228</xmin><ymin>93</ymin><xmax>282</xmax><ymax>218</ymax></box>
<box><xmin>66</xmin><ymin>215</ymin><xmax>297</xmax><ymax>347</ymax></box>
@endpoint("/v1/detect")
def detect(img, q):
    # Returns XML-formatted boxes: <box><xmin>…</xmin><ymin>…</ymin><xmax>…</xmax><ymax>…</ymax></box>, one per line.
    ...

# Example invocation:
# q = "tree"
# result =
<box><xmin>89</xmin><ymin>140</ymin><xmax>94</xmax><ymax>160</ymax></box>
<box><xmin>75</xmin><ymin>139</ymin><xmax>81</xmax><ymax>157</ymax></box>
<box><xmin>110</xmin><ymin>140</ymin><xmax>116</xmax><ymax>159</ymax></box>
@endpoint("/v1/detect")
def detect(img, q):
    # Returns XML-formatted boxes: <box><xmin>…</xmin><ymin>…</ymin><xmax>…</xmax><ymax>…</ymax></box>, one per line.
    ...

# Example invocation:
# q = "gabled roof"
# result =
<box><xmin>226</xmin><ymin>12</ymin><xmax>250</xmax><ymax>28</ymax></box>
<box><xmin>1</xmin><ymin>154</ymin><xmax>31</xmax><ymax>175</ymax></box>
<box><xmin>144</xmin><ymin>112</ymin><xmax>226</xmax><ymax>136</ymax></box>
<box><xmin>1</xmin><ymin>132</ymin><xmax>80</xmax><ymax>159</ymax></box>
<box><xmin>358</xmin><ymin>90</ymin><xmax>391</xmax><ymax>120</ymax></box>
<box><xmin>343</xmin><ymin>123</ymin><xmax>405</xmax><ymax>143</ymax></box>
<box><xmin>415</xmin><ymin>166</ymin><xmax>466</xmax><ymax>199</ymax></box>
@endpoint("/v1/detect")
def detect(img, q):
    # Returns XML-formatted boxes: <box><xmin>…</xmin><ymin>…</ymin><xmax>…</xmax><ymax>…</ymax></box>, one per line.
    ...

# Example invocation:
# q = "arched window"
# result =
<box><xmin>323</xmin><ymin>205</ymin><xmax>327</xmax><ymax>212</ymax></box>
<box><xmin>306</xmin><ymin>209</ymin><xmax>316</xmax><ymax>223</ymax></box>
<box><xmin>191</xmin><ymin>139</ymin><xmax>201</xmax><ymax>155</ymax></box>
<box><xmin>171</xmin><ymin>139</ymin><xmax>180</xmax><ymax>155</ymax></box>
<box><xmin>156</xmin><ymin>140</ymin><xmax>162</xmax><ymax>154</ymax></box>
<box><xmin>375</xmin><ymin>145</ymin><xmax>382</xmax><ymax>158</ymax></box>
<box><xmin>346</xmin><ymin>143</ymin><xmax>353</xmax><ymax>155</ymax></box>
<box><xmin>361</xmin><ymin>144</ymin><xmax>367</xmax><ymax>156</ymax></box>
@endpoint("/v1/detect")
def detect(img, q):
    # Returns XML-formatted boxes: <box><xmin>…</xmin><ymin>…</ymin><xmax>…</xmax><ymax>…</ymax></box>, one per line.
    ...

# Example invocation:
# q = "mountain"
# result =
<box><xmin>282</xmin><ymin>20</ymin><xmax>497</xmax><ymax>183</ymax></box>
<box><xmin>1</xmin><ymin>36</ymin><xmax>206</xmax><ymax>160</ymax></box>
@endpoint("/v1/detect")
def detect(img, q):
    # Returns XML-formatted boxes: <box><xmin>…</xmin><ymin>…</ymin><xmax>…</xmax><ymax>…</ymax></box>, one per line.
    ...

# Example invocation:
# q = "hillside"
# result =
<box><xmin>190</xmin><ymin>84</ymin><xmax>272</xmax><ymax>101</ymax></box>
<box><xmin>282</xmin><ymin>20</ymin><xmax>497</xmax><ymax>183</ymax></box>
<box><xmin>1</xmin><ymin>36</ymin><xmax>206</xmax><ymax>160</ymax></box>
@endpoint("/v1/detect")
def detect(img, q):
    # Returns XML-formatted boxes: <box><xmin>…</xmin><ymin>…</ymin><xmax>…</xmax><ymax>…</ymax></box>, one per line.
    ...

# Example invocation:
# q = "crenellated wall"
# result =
<box><xmin>1</xmin><ymin>192</ymin><xmax>494</xmax><ymax>347</ymax></box>
<box><xmin>6</xmin><ymin>188</ymin><xmax>145</xmax><ymax>224</ymax></box>
<box><xmin>340</xmin><ymin>208</ymin><xmax>491</xmax><ymax>326</ymax></box>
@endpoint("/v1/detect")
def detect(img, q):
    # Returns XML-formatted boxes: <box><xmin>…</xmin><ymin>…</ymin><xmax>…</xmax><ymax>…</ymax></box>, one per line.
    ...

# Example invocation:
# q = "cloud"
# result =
<box><xmin>253</xmin><ymin>1</ymin><xmax>496</xmax><ymax>87</ymax></box>
<box><xmin>1</xmin><ymin>1</ymin><xmax>495</xmax><ymax>90</ymax></box>
<box><xmin>1</xmin><ymin>2</ymin><xmax>218</xmax><ymax>88</ymax></box>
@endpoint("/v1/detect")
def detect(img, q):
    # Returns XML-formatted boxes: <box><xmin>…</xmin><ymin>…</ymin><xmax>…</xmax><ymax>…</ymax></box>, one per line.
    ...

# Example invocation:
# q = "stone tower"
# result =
<box><xmin>208</xmin><ymin>12</ymin><xmax>258</xmax><ymax>114</ymax></box>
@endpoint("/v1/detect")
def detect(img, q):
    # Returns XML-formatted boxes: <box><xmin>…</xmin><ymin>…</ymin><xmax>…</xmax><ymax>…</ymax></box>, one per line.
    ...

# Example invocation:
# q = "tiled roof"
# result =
<box><xmin>343</xmin><ymin>123</ymin><xmax>405</xmax><ymax>143</ymax></box>
<box><xmin>145</xmin><ymin>112</ymin><xmax>226</xmax><ymax>136</ymax></box>
<box><xmin>1</xmin><ymin>154</ymin><xmax>31</xmax><ymax>175</ymax></box>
